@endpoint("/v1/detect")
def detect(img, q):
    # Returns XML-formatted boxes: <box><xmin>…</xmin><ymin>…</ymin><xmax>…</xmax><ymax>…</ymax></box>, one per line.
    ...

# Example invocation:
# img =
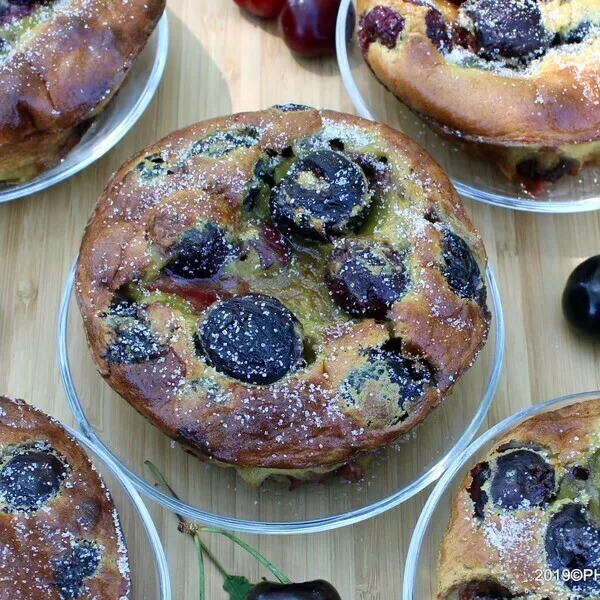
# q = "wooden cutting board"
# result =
<box><xmin>0</xmin><ymin>1</ymin><xmax>598</xmax><ymax>597</ymax></box>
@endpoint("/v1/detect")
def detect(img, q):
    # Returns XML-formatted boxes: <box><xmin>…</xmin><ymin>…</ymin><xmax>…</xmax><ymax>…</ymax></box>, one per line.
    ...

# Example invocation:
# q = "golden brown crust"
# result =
<box><xmin>0</xmin><ymin>0</ymin><xmax>166</xmax><ymax>182</ymax></box>
<box><xmin>76</xmin><ymin>107</ymin><xmax>490</xmax><ymax>474</ymax></box>
<box><xmin>438</xmin><ymin>398</ymin><xmax>600</xmax><ymax>599</ymax></box>
<box><xmin>0</xmin><ymin>396</ymin><xmax>129</xmax><ymax>599</ymax></box>
<box><xmin>357</xmin><ymin>0</ymin><xmax>600</xmax><ymax>186</ymax></box>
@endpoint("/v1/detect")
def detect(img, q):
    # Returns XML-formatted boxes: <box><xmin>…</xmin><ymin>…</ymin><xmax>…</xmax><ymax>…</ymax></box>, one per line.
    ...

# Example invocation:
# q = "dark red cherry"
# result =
<box><xmin>164</xmin><ymin>223</ymin><xmax>233</xmax><ymax>280</ymax></box>
<box><xmin>341</xmin><ymin>339</ymin><xmax>432</xmax><ymax>426</ymax></box>
<box><xmin>425</xmin><ymin>8</ymin><xmax>452</xmax><ymax>53</ymax></box>
<box><xmin>191</xmin><ymin>127</ymin><xmax>260</xmax><ymax>158</ymax></box>
<box><xmin>490</xmin><ymin>449</ymin><xmax>555</xmax><ymax>510</ymax></box>
<box><xmin>566</xmin><ymin>21</ymin><xmax>591</xmax><ymax>44</ymax></box>
<box><xmin>54</xmin><ymin>541</ymin><xmax>101</xmax><ymax>599</ymax></box>
<box><xmin>562</xmin><ymin>255</ymin><xmax>600</xmax><ymax>339</ymax></box>
<box><xmin>326</xmin><ymin>242</ymin><xmax>408</xmax><ymax>319</ymax></box>
<box><xmin>0</xmin><ymin>0</ymin><xmax>43</xmax><ymax>23</ymax></box>
<box><xmin>0</xmin><ymin>448</ymin><xmax>68</xmax><ymax>511</ymax></box>
<box><xmin>198</xmin><ymin>294</ymin><xmax>304</xmax><ymax>385</ymax></box>
<box><xmin>468</xmin><ymin>461</ymin><xmax>490</xmax><ymax>518</ymax></box>
<box><xmin>234</xmin><ymin>0</ymin><xmax>285</xmax><ymax>18</ymax></box>
<box><xmin>247</xmin><ymin>579</ymin><xmax>341</xmax><ymax>599</ymax></box>
<box><xmin>516</xmin><ymin>155</ymin><xmax>578</xmax><ymax>186</ymax></box>
<box><xmin>358</xmin><ymin>6</ymin><xmax>405</xmax><ymax>53</ymax></box>
<box><xmin>442</xmin><ymin>230</ymin><xmax>486</xmax><ymax>305</ymax></box>
<box><xmin>546</xmin><ymin>504</ymin><xmax>600</xmax><ymax>594</ymax></box>
<box><xmin>106</xmin><ymin>301</ymin><xmax>165</xmax><ymax>365</ymax></box>
<box><xmin>466</xmin><ymin>0</ymin><xmax>551</xmax><ymax>60</ymax></box>
<box><xmin>457</xmin><ymin>580</ymin><xmax>517</xmax><ymax>599</ymax></box>
<box><xmin>278</xmin><ymin>0</ymin><xmax>342</xmax><ymax>58</ymax></box>
<box><xmin>269</xmin><ymin>150</ymin><xmax>371</xmax><ymax>241</ymax></box>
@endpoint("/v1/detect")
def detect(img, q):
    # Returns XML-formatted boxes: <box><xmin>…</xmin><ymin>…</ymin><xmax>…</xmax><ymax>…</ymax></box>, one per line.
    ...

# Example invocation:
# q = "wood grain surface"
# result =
<box><xmin>0</xmin><ymin>2</ymin><xmax>599</xmax><ymax>598</ymax></box>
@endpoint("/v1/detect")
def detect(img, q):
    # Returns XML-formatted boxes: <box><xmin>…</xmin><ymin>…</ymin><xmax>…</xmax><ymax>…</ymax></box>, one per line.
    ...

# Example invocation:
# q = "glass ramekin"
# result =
<box><xmin>63</xmin><ymin>425</ymin><xmax>171</xmax><ymax>599</ymax></box>
<box><xmin>0</xmin><ymin>14</ymin><xmax>169</xmax><ymax>204</ymax></box>
<box><xmin>58</xmin><ymin>261</ymin><xmax>504</xmax><ymax>535</ymax></box>
<box><xmin>336</xmin><ymin>0</ymin><xmax>600</xmax><ymax>213</ymax></box>
<box><xmin>403</xmin><ymin>390</ymin><xmax>600</xmax><ymax>599</ymax></box>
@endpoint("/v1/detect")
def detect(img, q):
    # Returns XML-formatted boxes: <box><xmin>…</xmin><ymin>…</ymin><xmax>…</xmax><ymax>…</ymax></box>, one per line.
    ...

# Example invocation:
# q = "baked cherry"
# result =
<box><xmin>566</xmin><ymin>21</ymin><xmax>591</xmax><ymax>44</ymax></box>
<box><xmin>345</xmin><ymin>152</ymin><xmax>390</xmax><ymax>190</ymax></box>
<box><xmin>106</xmin><ymin>313</ymin><xmax>164</xmax><ymax>365</ymax></box>
<box><xmin>0</xmin><ymin>448</ymin><xmax>68</xmax><ymax>511</ymax></box>
<box><xmin>272</xmin><ymin>103</ymin><xmax>313</xmax><ymax>112</ymax></box>
<box><xmin>54</xmin><ymin>541</ymin><xmax>101</xmax><ymax>599</ymax></box>
<box><xmin>0</xmin><ymin>0</ymin><xmax>47</xmax><ymax>24</ymax></box>
<box><xmin>341</xmin><ymin>340</ymin><xmax>432</xmax><ymax>426</ymax></box>
<box><xmin>468</xmin><ymin>461</ymin><xmax>490</xmax><ymax>518</ymax></box>
<box><xmin>234</xmin><ymin>0</ymin><xmax>285</xmax><ymax>18</ymax></box>
<box><xmin>136</xmin><ymin>154</ymin><xmax>174</xmax><ymax>180</ymax></box>
<box><xmin>191</xmin><ymin>127</ymin><xmax>260</xmax><ymax>158</ymax></box>
<box><xmin>516</xmin><ymin>156</ymin><xmax>578</xmax><ymax>186</ymax></box>
<box><xmin>546</xmin><ymin>504</ymin><xmax>600</xmax><ymax>594</ymax></box>
<box><xmin>164</xmin><ymin>223</ymin><xmax>233</xmax><ymax>280</ymax></box>
<box><xmin>198</xmin><ymin>294</ymin><xmax>304</xmax><ymax>385</ymax></box>
<box><xmin>442</xmin><ymin>230</ymin><xmax>485</xmax><ymax>304</ymax></box>
<box><xmin>270</xmin><ymin>150</ymin><xmax>370</xmax><ymax>241</ymax></box>
<box><xmin>326</xmin><ymin>242</ymin><xmax>408</xmax><ymax>319</ymax></box>
<box><xmin>358</xmin><ymin>6</ymin><xmax>405</xmax><ymax>53</ymax></box>
<box><xmin>457</xmin><ymin>580</ymin><xmax>516</xmax><ymax>599</ymax></box>
<box><xmin>490</xmin><ymin>449</ymin><xmax>555</xmax><ymax>510</ymax></box>
<box><xmin>278</xmin><ymin>0</ymin><xmax>342</xmax><ymax>58</ymax></box>
<box><xmin>425</xmin><ymin>7</ymin><xmax>452</xmax><ymax>54</ymax></box>
<box><xmin>245</xmin><ymin>153</ymin><xmax>283</xmax><ymax>212</ymax></box>
<box><xmin>562</xmin><ymin>256</ymin><xmax>600</xmax><ymax>340</ymax></box>
<box><xmin>247</xmin><ymin>579</ymin><xmax>342</xmax><ymax>599</ymax></box>
<box><xmin>466</xmin><ymin>0</ymin><xmax>551</xmax><ymax>60</ymax></box>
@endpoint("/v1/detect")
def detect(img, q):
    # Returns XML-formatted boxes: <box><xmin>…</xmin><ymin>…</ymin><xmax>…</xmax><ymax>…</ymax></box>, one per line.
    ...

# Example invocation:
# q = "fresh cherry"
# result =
<box><xmin>247</xmin><ymin>579</ymin><xmax>342</xmax><ymax>599</ymax></box>
<box><xmin>278</xmin><ymin>0</ymin><xmax>342</xmax><ymax>58</ymax></box>
<box><xmin>562</xmin><ymin>255</ymin><xmax>600</xmax><ymax>339</ymax></box>
<box><xmin>234</xmin><ymin>0</ymin><xmax>285</xmax><ymax>19</ymax></box>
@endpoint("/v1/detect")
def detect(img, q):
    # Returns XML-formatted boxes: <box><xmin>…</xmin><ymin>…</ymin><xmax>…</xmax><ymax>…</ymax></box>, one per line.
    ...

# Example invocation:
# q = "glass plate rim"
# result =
<box><xmin>58</xmin><ymin>259</ymin><xmax>505</xmax><ymax>535</ymax></box>
<box><xmin>335</xmin><ymin>0</ymin><xmax>600</xmax><ymax>214</ymax></box>
<box><xmin>0</xmin><ymin>13</ymin><xmax>169</xmax><ymax>204</ymax></box>
<box><xmin>64</xmin><ymin>424</ymin><xmax>172</xmax><ymax>599</ymax></box>
<box><xmin>402</xmin><ymin>389</ymin><xmax>600</xmax><ymax>600</ymax></box>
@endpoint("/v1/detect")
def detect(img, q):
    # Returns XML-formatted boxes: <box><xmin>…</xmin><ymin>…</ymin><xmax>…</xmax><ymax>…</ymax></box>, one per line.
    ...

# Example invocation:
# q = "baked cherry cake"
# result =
<box><xmin>357</xmin><ymin>0</ymin><xmax>600</xmax><ymax>195</ymax></box>
<box><xmin>76</xmin><ymin>106</ymin><xmax>490</xmax><ymax>486</ymax></box>
<box><xmin>0</xmin><ymin>396</ymin><xmax>129</xmax><ymax>598</ymax></box>
<box><xmin>0</xmin><ymin>0</ymin><xmax>165</xmax><ymax>183</ymax></box>
<box><xmin>438</xmin><ymin>399</ymin><xmax>600</xmax><ymax>599</ymax></box>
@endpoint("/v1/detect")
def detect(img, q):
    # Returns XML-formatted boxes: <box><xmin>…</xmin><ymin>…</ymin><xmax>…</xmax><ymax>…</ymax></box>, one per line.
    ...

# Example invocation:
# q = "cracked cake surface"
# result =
<box><xmin>0</xmin><ymin>396</ymin><xmax>130</xmax><ymax>599</ymax></box>
<box><xmin>75</xmin><ymin>106</ymin><xmax>490</xmax><ymax>484</ymax></box>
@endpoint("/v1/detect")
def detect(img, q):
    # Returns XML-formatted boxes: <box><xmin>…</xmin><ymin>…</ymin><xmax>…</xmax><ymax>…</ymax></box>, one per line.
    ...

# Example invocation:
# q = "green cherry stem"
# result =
<box><xmin>198</xmin><ymin>539</ymin><xmax>230</xmax><ymax>579</ymax></box>
<box><xmin>193</xmin><ymin>533</ymin><xmax>206</xmax><ymax>600</ymax></box>
<box><xmin>144</xmin><ymin>460</ymin><xmax>186</xmax><ymax>523</ymax></box>
<box><xmin>179</xmin><ymin>524</ymin><xmax>292</xmax><ymax>585</ymax></box>
<box><xmin>145</xmin><ymin>460</ymin><xmax>292</xmax><ymax>586</ymax></box>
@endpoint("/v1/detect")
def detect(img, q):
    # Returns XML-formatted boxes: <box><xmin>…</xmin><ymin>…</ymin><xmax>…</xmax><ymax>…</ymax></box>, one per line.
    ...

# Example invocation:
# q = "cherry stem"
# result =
<box><xmin>145</xmin><ymin>460</ymin><xmax>292</xmax><ymax>585</ymax></box>
<box><xmin>144</xmin><ymin>460</ymin><xmax>186</xmax><ymax>523</ymax></box>
<box><xmin>180</xmin><ymin>524</ymin><xmax>292</xmax><ymax>585</ymax></box>
<box><xmin>199</xmin><ymin>542</ymin><xmax>230</xmax><ymax>579</ymax></box>
<box><xmin>193</xmin><ymin>533</ymin><xmax>206</xmax><ymax>600</ymax></box>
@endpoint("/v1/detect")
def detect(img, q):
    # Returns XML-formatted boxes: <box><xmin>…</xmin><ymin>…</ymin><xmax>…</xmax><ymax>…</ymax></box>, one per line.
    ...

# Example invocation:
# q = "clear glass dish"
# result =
<box><xmin>58</xmin><ymin>262</ymin><xmax>504</xmax><ymax>535</ymax></box>
<box><xmin>336</xmin><ymin>0</ymin><xmax>600</xmax><ymax>213</ymax></box>
<box><xmin>64</xmin><ymin>425</ymin><xmax>171</xmax><ymax>599</ymax></box>
<box><xmin>0</xmin><ymin>14</ymin><xmax>169</xmax><ymax>204</ymax></box>
<box><xmin>403</xmin><ymin>390</ymin><xmax>600</xmax><ymax>599</ymax></box>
